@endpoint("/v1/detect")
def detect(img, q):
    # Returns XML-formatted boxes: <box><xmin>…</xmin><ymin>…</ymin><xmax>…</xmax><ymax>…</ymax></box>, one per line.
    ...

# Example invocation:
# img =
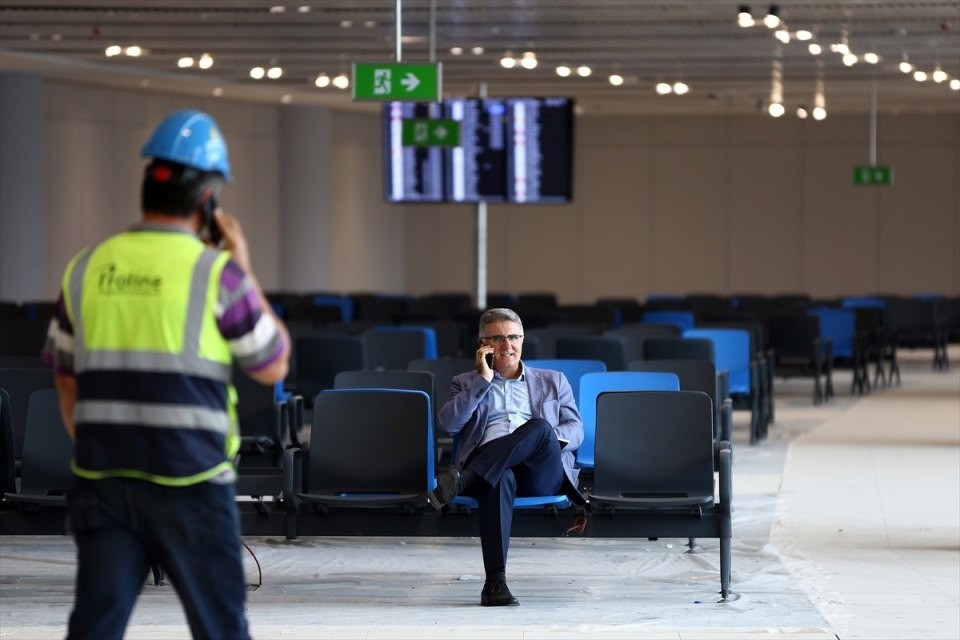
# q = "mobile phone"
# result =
<box><xmin>485</xmin><ymin>352</ymin><xmax>494</xmax><ymax>368</ymax></box>
<box><xmin>202</xmin><ymin>195</ymin><xmax>223</xmax><ymax>246</ymax></box>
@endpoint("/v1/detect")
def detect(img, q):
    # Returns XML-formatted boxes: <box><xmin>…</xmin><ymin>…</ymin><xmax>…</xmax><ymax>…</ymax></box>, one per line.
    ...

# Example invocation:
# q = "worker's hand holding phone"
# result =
<box><xmin>201</xmin><ymin>195</ymin><xmax>223</xmax><ymax>247</ymax></box>
<box><xmin>477</xmin><ymin>343</ymin><xmax>495</xmax><ymax>381</ymax></box>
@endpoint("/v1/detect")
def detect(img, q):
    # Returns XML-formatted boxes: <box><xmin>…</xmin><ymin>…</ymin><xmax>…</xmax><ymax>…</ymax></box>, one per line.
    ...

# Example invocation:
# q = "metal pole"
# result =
<box><xmin>395</xmin><ymin>0</ymin><xmax>402</xmax><ymax>62</ymax></box>
<box><xmin>869</xmin><ymin>79</ymin><xmax>877</xmax><ymax>166</ymax></box>
<box><xmin>429</xmin><ymin>0</ymin><xmax>436</xmax><ymax>63</ymax></box>
<box><xmin>476</xmin><ymin>82</ymin><xmax>488</xmax><ymax>310</ymax></box>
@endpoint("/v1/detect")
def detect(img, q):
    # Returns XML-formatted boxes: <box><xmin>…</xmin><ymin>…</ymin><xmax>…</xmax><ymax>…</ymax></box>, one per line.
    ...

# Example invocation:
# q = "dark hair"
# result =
<box><xmin>140</xmin><ymin>160</ymin><xmax>221</xmax><ymax>217</ymax></box>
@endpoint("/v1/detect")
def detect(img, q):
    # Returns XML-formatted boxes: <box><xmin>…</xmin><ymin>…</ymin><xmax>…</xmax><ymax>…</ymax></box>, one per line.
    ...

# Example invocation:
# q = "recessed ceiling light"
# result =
<box><xmin>555</xmin><ymin>65</ymin><xmax>571</xmax><ymax>77</ymax></box>
<box><xmin>281</xmin><ymin>94</ymin><xmax>293</xmax><ymax>104</ymax></box>
<box><xmin>213</xmin><ymin>87</ymin><xmax>224</xmax><ymax>96</ymax></box>
<box><xmin>608</xmin><ymin>74</ymin><xmax>624</xmax><ymax>86</ymax></box>
<box><xmin>471</xmin><ymin>46</ymin><xmax>484</xmax><ymax>55</ymax></box>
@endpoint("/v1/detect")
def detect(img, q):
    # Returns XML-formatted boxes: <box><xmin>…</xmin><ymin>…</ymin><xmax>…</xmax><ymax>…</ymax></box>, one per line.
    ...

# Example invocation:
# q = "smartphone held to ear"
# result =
<box><xmin>202</xmin><ymin>196</ymin><xmax>223</xmax><ymax>246</ymax></box>
<box><xmin>485</xmin><ymin>352</ymin><xmax>494</xmax><ymax>368</ymax></box>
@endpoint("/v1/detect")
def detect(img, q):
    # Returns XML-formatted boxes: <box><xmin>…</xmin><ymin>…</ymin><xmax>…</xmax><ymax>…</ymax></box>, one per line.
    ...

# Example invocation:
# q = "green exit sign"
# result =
<box><xmin>401</xmin><ymin>119</ymin><xmax>460</xmax><ymax>147</ymax></box>
<box><xmin>854</xmin><ymin>166</ymin><xmax>894</xmax><ymax>186</ymax></box>
<box><xmin>352</xmin><ymin>62</ymin><xmax>441</xmax><ymax>101</ymax></box>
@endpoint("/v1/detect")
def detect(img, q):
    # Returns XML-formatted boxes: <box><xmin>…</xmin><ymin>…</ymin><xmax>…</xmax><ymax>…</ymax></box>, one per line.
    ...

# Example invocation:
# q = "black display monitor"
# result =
<box><xmin>505</xmin><ymin>97</ymin><xmax>575</xmax><ymax>204</ymax></box>
<box><xmin>383</xmin><ymin>101</ymin><xmax>445</xmax><ymax>203</ymax></box>
<box><xmin>445</xmin><ymin>97</ymin><xmax>508</xmax><ymax>203</ymax></box>
<box><xmin>382</xmin><ymin>97</ymin><xmax>574</xmax><ymax>204</ymax></box>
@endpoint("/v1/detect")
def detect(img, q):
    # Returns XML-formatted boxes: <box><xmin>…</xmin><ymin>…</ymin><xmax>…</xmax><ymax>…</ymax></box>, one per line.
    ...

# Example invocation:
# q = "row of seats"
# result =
<box><xmin>294</xmin><ymin>379</ymin><xmax>732</xmax><ymax>598</ymax></box>
<box><xmin>0</xmin><ymin>376</ymin><xmax>733</xmax><ymax>598</ymax></box>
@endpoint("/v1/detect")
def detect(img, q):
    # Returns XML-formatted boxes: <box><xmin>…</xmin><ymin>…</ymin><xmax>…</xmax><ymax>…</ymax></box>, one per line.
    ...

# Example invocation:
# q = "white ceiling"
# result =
<box><xmin>1</xmin><ymin>0</ymin><xmax>958</xmax><ymax>117</ymax></box>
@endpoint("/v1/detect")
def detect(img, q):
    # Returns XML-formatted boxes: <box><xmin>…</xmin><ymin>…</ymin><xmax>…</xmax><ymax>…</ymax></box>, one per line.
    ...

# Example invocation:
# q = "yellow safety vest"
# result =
<box><xmin>62</xmin><ymin>226</ymin><xmax>240</xmax><ymax>486</ymax></box>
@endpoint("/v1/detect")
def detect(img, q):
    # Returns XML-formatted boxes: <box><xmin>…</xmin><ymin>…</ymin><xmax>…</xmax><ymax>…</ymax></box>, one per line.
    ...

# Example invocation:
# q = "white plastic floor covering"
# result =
<box><xmin>1</xmin><ymin>349</ymin><xmax>957</xmax><ymax>639</ymax></box>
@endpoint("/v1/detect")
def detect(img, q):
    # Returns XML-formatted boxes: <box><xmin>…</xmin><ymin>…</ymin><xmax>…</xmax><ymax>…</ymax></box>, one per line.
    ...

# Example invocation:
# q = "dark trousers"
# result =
<box><xmin>462</xmin><ymin>418</ymin><xmax>564</xmax><ymax>581</ymax></box>
<box><xmin>66</xmin><ymin>477</ymin><xmax>250</xmax><ymax>640</ymax></box>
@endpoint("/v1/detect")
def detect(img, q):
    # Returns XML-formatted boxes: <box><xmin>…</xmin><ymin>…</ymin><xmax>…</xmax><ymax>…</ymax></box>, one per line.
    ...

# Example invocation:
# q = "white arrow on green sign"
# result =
<box><xmin>352</xmin><ymin>62</ymin><xmax>442</xmax><ymax>101</ymax></box>
<box><xmin>853</xmin><ymin>165</ymin><xmax>894</xmax><ymax>186</ymax></box>
<box><xmin>401</xmin><ymin>119</ymin><xmax>460</xmax><ymax>147</ymax></box>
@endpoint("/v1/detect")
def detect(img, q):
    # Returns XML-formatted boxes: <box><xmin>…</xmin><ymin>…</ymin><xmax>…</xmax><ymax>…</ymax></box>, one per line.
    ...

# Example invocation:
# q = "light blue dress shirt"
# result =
<box><xmin>479</xmin><ymin>366</ymin><xmax>532</xmax><ymax>446</ymax></box>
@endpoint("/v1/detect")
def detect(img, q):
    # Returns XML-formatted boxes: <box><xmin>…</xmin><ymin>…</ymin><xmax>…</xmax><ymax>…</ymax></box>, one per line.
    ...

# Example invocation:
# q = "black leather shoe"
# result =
<box><xmin>428</xmin><ymin>468</ymin><xmax>461</xmax><ymax>510</ymax></box>
<box><xmin>481</xmin><ymin>580</ymin><xmax>519</xmax><ymax>607</ymax></box>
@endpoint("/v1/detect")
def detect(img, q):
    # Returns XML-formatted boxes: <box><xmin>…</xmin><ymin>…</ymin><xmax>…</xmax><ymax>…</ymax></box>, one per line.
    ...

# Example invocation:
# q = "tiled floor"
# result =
<box><xmin>1</xmin><ymin>349</ymin><xmax>957</xmax><ymax>639</ymax></box>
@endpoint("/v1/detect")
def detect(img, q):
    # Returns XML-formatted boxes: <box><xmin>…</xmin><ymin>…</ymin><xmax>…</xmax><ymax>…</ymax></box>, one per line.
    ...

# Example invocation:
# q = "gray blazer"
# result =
<box><xmin>436</xmin><ymin>364</ymin><xmax>583</xmax><ymax>487</ymax></box>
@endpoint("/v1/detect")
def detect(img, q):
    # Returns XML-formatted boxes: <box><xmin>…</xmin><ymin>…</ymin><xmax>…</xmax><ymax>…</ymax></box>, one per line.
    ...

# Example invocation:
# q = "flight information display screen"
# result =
<box><xmin>383</xmin><ymin>101</ymin><xmax>445</xmax><ymax>203</ymax></box>
<box><xmin>445</xmin><ymin>98</ymin><xmax>508</xmax><ymax>203</ymax></box>
<box><xmin>382</xmin><ymin>97</ymin><xmax>574</xmax><ymax>204</ymax></box>
<box><xmin>506</xmin><ymin>97</ymin><xmax>574</xmax><ymax>204</ymax></box>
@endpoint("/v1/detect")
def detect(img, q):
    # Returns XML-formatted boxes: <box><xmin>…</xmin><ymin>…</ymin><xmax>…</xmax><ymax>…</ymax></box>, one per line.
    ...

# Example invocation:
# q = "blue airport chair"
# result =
<box><xmin>684</xmin><ymin>328</ymin><xmax>765</xmax><ymax>444</ymax></box>
<box><xmin>577</xmin><ymin>371</ymin><xmax>681</xmax><ymax>472</ymax></box>
<box><xmin>641</xmin><ymin>310</ymin><xmax>695</xmax><ymax>332</ymax></box>
<box><xmin>524</xmin><ymin>358</ymin><xmax>607</xmax><ymax>407</ymax></box>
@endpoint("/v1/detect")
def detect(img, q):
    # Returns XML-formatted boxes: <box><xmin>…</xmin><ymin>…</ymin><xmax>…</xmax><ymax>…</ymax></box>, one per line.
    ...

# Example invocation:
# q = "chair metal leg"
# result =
<box><xmin>720</xmin><ymin>534</ymin><xmax>731</xmax><ymax>600</ymax></box>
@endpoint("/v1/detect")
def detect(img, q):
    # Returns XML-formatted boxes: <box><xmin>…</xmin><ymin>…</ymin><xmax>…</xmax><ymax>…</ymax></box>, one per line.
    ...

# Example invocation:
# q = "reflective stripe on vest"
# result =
<box><xmin>63</xmin><ymin>229</ymin><xmax>238</xmax><ymax>486</ymax></box>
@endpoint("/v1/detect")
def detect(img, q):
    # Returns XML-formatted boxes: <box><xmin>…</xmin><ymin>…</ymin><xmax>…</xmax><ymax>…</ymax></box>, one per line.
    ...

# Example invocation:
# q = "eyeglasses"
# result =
<box><xmin>480</xmin><ymin>334</ymin><xmax>524</xmax><ymax>345</ymax></box>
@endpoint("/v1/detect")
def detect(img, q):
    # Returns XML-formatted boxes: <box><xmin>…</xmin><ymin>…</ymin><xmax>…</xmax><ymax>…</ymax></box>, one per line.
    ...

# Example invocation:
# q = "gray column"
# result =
<box><xmin>277</xmin><ymin>106</ymin><xmax>334</xmax><ymax>291</ymax></box>
<box><xmin>0</xmin><ymin>72</ymin><xmax>45</xmax><ymax>302</ymax></box>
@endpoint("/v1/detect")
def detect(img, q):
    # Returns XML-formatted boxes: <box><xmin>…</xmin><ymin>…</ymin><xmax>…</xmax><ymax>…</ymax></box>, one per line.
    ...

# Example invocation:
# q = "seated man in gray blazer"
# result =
<box><xmin>431</xmin><ymin>307</ymin><xmax>585</xmax><ymax>607</ymax></box>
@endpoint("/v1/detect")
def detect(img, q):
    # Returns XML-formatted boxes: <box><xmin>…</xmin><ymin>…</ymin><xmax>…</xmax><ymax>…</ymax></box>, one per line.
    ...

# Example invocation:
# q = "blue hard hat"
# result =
<box><xmin>141</xmin><ymin>109</ymin><xmax>232</xmax><ymax>182</ymax></box>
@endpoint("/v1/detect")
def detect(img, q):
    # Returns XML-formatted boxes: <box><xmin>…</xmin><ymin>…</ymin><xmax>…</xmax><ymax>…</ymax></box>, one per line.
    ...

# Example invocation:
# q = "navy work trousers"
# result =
<box><xmin>66</xmin><ymin>476</ymin><xmax>250</xmax><ymax>640</ymax></box>
<box><xmin>462</xmin><ymin>417</ymin><xmax>565</xmax><ymax>581</ymax></box>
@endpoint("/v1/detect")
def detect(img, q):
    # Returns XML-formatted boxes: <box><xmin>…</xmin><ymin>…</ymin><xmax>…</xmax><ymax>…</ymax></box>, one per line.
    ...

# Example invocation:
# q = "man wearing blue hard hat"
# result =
<box><xmin>44</xmin><ymin>109</ymin><xmax>290</xmax><ymax>639</ymax></box>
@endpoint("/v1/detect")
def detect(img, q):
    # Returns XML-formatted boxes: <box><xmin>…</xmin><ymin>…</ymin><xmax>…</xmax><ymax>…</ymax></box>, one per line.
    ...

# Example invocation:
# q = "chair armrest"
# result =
<box><xmin>282</xmin><ymin>446</ymin><xmax>302</xmax><ymax>512</ymax></box>
<box><xmin>718</xmin><ymin>446</ymin><xmax>732</xmax><ymax>523</ymax></box>
<box><xmin>287</xmin><ymin>395</ymin><xmax>305</xmax><ymax>448</ymax></box>
<box><xmin>720</xmin><ymin>397</ymin><xmax>733</xmax><ymax>444</ymax></box>
<box><xmin>716</xmin><ymin>370</ymin><xmax>730</xmax><ymax>405</ymax></box>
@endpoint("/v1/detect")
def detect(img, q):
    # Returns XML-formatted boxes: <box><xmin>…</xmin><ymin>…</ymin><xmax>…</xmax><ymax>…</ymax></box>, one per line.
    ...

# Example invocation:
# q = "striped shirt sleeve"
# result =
<box><xmin>216</xmin><ymin>258</ymin><xmax>285</xmax><ymax>374</ymax></box>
